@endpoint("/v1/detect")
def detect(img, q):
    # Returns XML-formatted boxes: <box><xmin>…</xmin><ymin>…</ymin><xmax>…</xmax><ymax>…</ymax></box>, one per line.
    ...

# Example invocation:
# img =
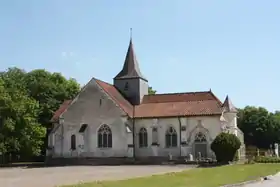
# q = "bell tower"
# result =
<box><xmin>113</xmin><ymin>33</ymin><xmax>148</xmax><ymax>105</ymax></box>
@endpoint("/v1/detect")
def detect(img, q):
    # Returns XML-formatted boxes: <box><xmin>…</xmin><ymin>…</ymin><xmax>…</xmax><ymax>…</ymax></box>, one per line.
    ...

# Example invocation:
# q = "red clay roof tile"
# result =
<box><xmin>95</xmin><ymin>79</ymin><xmax>133</xmax><ymax>117</ymax></box>
<box><xmin>51</xmin><ymin>100</ymin><xmax>72</xmax><ymax>122</ymax></box>
<box><xmin>51</xmin><ymin>79</ymin><xmax>224</xmax><ymax>122</ymax></box>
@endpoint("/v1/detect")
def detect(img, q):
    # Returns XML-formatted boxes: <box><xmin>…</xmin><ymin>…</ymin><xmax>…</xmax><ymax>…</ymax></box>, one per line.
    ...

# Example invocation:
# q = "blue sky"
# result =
<box><xmin>0</xmin><ymin>0</ymin><xmax>279</xmax><ymax>111</ymax></box>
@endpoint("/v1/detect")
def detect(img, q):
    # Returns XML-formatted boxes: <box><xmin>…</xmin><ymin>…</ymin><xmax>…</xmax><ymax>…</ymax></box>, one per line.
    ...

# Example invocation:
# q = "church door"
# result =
<box><xmin>194</xmin><ymin>132</ymin><xmax>208</xmax><ymax>159</ymax></box>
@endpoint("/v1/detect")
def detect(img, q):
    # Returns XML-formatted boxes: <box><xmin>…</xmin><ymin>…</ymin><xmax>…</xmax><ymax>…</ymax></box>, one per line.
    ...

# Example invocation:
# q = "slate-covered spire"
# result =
<box><xmin>114</xmin><ymin>38</ymin><xmax>147</xmax><ymax>81</ymax></box>
<box><xmin>222</xmin><ymin>95</ymin><xmax>238</xmax><ymax>113</ymax></box>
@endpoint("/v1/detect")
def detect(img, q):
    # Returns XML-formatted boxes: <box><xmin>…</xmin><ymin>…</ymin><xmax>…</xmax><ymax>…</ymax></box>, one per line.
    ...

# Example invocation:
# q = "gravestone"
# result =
<box><xmin>197</xmin><ymin>152</ymin><xmax>202</xmax><ymax>161</ymax></box>
<box><xmin>168</xmin><ymin>153</ymin><xmax>173</xmax><ymax>161</ymax></box>
<box><xmin>189</xmin><ymin>153</ymin><xmax>193</xmax><ymax>161</ymax></box>
<box><xmin>274</xmin><ymin>143</ymin><xmax>279</xmax><ymax>157</ymax></box>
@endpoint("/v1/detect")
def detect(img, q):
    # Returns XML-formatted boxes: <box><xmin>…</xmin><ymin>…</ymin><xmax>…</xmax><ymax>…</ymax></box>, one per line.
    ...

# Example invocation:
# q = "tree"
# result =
<box><xmin>148</xmin><ymin>87</ymin><xmax>156</xmax><ymax>95</ymax></box>
<box><xmin>211</xmin><ymin>132</ymin><xmax>241</xmax><ymax>163</ymax></box>
<box><xmin>0</xmin><ymin>76</ymin><xmax>45</xmax><ymax>158</ymax></box>
<box><xmin>0</xmin><ymin>68</ymin><xmax>80</xmax><ymax>159</ymax></box>
<box><xmin>0</xmin><ymin>78</ymin><xmax>9</xmax><ymax>155</ymax></box>
<box><xmin>24</xmin><ymin>70</ymin><xmax>80</xmax><ymax>127</ymax></box>
<box><xmin>237</xmin><ymin>106</ymin><xmax>280</xmax><ymax>148</ymax></box>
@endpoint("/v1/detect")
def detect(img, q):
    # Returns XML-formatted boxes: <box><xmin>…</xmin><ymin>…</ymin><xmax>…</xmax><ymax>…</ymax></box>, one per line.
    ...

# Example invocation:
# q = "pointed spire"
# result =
<box><xmin>222</xmin><ymin>95</ymin><xmax>238</xmax><ymax>113</ymax></box>
<box><xmin>114</xmin><ymin>32</ymin><xmax>147</xmax><ymax>81</ymax></box>
<box><xmin>130</xmin><ymin>28</ymin><xmax>132</xmax><ymax>40</ymax></box>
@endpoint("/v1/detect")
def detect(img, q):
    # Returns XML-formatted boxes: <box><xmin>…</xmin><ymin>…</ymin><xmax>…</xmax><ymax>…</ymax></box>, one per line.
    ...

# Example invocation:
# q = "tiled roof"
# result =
<box><xmin>136</xmin><ymin>92</ymin><xmax>223</xmax><ymax>118</ymax></box>
<box><xmin>142</xmin><ymin>92</ymin><xmax>222</xmax><ymax>104</ymax></box>
<box><xmin>222</xmin><ymin>95</ymin><xmax>238</xmax><ymax>113</ymax></box>
<box><xmin>95</xmin><ymin>79</ymin><xmax>133</xmax><ymax>117</ymax></box>
<box><xmin>51</xmin><ymin>100</ymin><xmax>72</xmax><ymax>122</ymax></box>
<box><xmin>51</xmin><ymin>80</ymin><xmax>224</xmax><ymax>122</ymax></box>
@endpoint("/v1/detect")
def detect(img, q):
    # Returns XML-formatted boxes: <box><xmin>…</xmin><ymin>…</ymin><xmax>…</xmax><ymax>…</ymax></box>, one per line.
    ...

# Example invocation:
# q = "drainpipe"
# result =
<box><xmin>178</xmin><ymin>117</ymin><xmax>182</xmax><ymax>157</ymax></box>
<box><xmin>132</xmin><ymin>105</ymin><xmax>136</xmax><ymax>159</ymax></box>
<box><xmin>60</xmin><ymin>117</ymin><xmax>65</xmax><ymax>157</ymax></box>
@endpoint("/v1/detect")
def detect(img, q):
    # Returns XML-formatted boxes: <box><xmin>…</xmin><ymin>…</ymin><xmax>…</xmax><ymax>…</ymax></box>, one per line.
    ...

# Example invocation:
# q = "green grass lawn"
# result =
<box><xmin>65</xmin><ymin>164</ymin><xmax>280</xmax><ymax>187</ymax></box>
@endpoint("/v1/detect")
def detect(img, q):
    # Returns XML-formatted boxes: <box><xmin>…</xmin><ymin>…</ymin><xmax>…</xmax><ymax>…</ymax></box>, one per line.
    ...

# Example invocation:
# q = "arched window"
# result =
<box><xmin>71</xmin><ymin>134</ymin><xmax>76</xmax><ymax>150</ymax></box>
<box><xmin>98</xmin><ymin>124</ymin><xmax>112</xmax><ymax>148</ymax></box>
<box><xmin>139</xmin><ymin>127</ymin><xmax>148</xmax><ymax>148</ymax></box>
<box><xmin>165</xmin><ymin>127</ymin><xmax>177</xmax><ymax>147</ymax></box>
<box><xmin>194</xmin><ymin>132</ymin><xmax>207</xmax><ymax>142</ymax></box>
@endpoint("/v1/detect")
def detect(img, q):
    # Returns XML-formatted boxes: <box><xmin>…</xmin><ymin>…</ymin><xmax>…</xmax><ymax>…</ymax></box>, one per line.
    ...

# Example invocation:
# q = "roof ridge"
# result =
<box><xmin>94</xmin><ymin>78</ymin><xmax>133</xmax><ymax>117</ymax></box>
<box><xmin>209</xmin><ymin>89</ymin><xmax>223</xmax><ymax>105</ymax></box>
<box><xmin>145</xmin><ymin>91</ymin><xmax>211</xmax><ymax>96</ymax></box>
<box><xmin>140</xmin><ymin>99</ymin><xmax>216</xmax><ymax>105</ymax></box>
<box><xmin>92</xmin><ymin>77</ymin><xmax>113</xmax><ymax>86</ymax></box>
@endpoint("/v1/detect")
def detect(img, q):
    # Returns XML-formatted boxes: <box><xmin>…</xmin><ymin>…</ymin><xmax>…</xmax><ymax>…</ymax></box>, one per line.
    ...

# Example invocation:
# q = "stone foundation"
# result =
<box><xmin>45</xmin><ymin>156</ymin><xmax>215</xmax><ymax>166</ymax></box>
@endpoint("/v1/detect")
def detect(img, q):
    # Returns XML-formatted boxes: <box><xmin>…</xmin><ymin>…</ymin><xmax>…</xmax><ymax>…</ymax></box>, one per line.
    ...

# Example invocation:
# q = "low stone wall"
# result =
<box><xmin>45</xmin><ymin>156</ymin><xmax>215</xmax><ymax>166</ymax></box>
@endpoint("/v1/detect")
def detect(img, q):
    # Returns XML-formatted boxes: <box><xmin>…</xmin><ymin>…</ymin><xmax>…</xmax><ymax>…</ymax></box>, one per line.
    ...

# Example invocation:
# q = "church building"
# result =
<box><xmin>47</xmin><ymin>38</ymin><xmax>244</xmax><ymax>163</ymax></box>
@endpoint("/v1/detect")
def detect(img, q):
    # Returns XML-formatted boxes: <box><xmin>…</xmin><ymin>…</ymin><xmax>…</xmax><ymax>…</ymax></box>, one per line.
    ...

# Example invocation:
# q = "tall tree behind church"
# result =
<box><xmin>24</xmin><ymin>69</ymin><xmax>80</xmax><ymax>127</ymax></box>
<box><xmin>0</xmin><ymin>69</ymin><xmax>45</xmax><ymax>158</ymax></box>
<box><xmin>237</xmin><ymin>106</ymin><xmax>280</xmax><ymax>148</ymax></box>
<box><xmin>0</xmin><ymin>68</ymin><xmax>80</xmax><ymax>158</ymax></box>
<box><xmin>148</xmin><ymin>87</ymin><xmax>156</xmax><ymax>95</ymax></box>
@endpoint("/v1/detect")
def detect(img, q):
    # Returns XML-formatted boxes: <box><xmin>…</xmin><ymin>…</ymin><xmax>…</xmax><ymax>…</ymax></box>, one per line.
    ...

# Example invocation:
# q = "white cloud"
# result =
<box><xmin>74</xmin><ymin>61</ymin><xmax>80</xmax><ymax>66</ymax></box>
<box><xmin>61</xmin><ymin>51</ymin><xmax>75</xmax><ymax>58</ymax></box>
<box><xmin>61</xmin><ymin>52</ymin><xmax>67</xmax><ymax>57</ymax></box>
<box><xmin>69</xmin><ymin>52</ymin><xmax>74</xmax><ymax>57</ymax></box>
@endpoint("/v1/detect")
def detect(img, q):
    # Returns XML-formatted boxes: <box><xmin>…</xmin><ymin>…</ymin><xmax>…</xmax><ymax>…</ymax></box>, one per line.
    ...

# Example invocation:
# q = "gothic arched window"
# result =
<box><xmin>98</xmin><ymin>124</ymin><xmax>112</xmax><ymax>148</ymax></box>
<box><xmin>139</xmin><ymin>127</ymin><xmax>148</xmax><ymax>148</ymax></box>
<box><xmin>71</xmin><ymin>134</ymin><xmax>76</xmax><ymax>150</ymax></box>
<box><xmin>165</xmin><ymin>127</ymin><xmax>177</xmax><ymax>147</ymax></box>
<box><xmin>194</xmin><ymin>132</ymin><xmax>207</xmax><ymax>142</ymax></box>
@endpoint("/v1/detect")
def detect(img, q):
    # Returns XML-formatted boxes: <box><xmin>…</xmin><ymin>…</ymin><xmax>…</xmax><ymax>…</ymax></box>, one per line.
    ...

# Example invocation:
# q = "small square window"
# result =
<box><xmin>99</xmin><ymin>99</ymin><xmax>102</xmax><ymax>106</ymax></box>
<box><xmin>126</xmin><ymin>124</ymin><xmax>132</xmax><ymax>133</ymax></box>
<box><xmin>124</xmin><ymin>82</ymin><xmax>129</xmax><ymax>91</ymax></box>
<box><xmin>79</xmin><ymin>124</ymin><xmax>88</xmax><ymax>133</ymax></box>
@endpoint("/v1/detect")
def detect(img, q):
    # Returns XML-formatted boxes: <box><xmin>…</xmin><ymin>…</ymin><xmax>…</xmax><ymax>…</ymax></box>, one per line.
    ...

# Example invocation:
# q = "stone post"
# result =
<box><xmin>168</xmin><ymin>152</ymin><xmax>173</xmax><ymax>161</ymax></box>
<box><xmin>198</xmin><ymin>152</ymin><xmax>202</xmax><ymax>161</ymax></box>
<box><xmin>189</xmin><ymin>153</ymin><xmax>193</xmax><ymax>161</ymax></box>
<box><xmin>274</xmin><ymin>143</ymin><xmax>279</xmax><ymax>158</ymax></box>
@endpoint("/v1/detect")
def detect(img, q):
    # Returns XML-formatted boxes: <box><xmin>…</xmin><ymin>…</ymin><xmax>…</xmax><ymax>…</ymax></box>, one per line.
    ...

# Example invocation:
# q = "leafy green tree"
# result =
<box><xmin>148</xmin><ymin>87</ymin><xmax>156</xmax><ymax>95</ymax></box>
<box><xmin>0</xmin><ymin>78</ymin><xmax>9</xmax><ymax>155</ymax></box>
<box><xmin>0</xmin><ymin>76</ymin><xmax>45</xmax><ymax>158</ymax></box>
<box><xmin>237</xmin><ymin>106</ymin><xmax>280</xmax><ymax>148</ymax></box>
<box><xmin>0</xmin><ymin>68</ymin><xmax>80</xmax><ymax>159</ymax></box>
<box><xmin>24</xmin><ymin>70</ymin><xmax>80</xmax><ymax>127</ymax></box>
<box><xmin>211</xmin><ymin>132</ymin><xmax>241</xmax><ymax>163</ymax></box>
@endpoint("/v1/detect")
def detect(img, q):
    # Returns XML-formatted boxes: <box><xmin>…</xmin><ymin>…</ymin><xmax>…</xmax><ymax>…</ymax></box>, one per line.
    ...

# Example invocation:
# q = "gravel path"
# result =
<box><xmin>0</xmin><ymin>165</ymin><xmax>194</xmax><ymax>187</ymax></box>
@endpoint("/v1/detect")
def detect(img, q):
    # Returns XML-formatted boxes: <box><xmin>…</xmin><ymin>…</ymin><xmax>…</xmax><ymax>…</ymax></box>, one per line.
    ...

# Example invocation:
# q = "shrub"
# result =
<box><xmin>254</xmin><ymin>156</ymin><xmax>280</xmax><ymax>163</ymax></box>
<box><xmin>211</xmin><ymin>132</ymin><xmax>241</xmax><ymax>163</ymax></box>
<box><xmin>245</xmin><ymin>158</ymin><xmax>256</xmax><ymax>164</ymax></box>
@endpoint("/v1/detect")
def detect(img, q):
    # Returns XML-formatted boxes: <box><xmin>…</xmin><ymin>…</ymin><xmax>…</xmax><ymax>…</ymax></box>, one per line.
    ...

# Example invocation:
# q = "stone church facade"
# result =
<box><xmin>47</xmin><ymin>39</ymin><xmax>244</xmax><ymax>162</ymax></box>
